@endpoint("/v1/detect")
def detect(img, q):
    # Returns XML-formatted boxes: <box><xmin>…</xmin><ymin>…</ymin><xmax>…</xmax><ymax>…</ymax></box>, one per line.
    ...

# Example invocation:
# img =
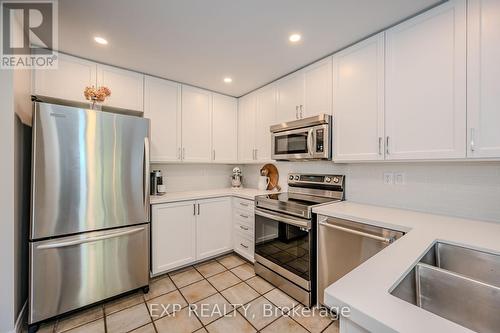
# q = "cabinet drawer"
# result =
<box><xmin>232</xmin><ymin>197</ymin><xmax>254</xmax><ymax>212</ymax></box>
<box><xmin>234</xmin><ymin>219</ymin><xmax>253</xmax><ymax>238</ymax></box>
<box><xmin>234</xmin><ymin>231</ymin><xmax>254</xmax><ymax>262</ymax></box>
<box><xmin>233</xmin><ymin>208</ymin><xmax>254</xmax><ymax>227</ymax></box>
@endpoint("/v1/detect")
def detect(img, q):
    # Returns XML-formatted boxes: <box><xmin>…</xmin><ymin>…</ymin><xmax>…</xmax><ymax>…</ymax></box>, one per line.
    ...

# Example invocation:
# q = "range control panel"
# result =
<box><xmin>287</xmin><ymin>173</ymin><xmax>344</xmax><ymax>186</ymax></box>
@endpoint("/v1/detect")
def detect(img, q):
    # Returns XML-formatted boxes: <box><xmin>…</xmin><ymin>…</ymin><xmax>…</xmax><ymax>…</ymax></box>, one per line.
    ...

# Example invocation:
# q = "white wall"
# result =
<box><xmin>0</xmin><ymin>70</ymin><xmax>16</xmax><ymax>332</ymax></box>
<box><xmin>242</xmin><ymin>161</ymin><xmax>500</xmax><ymax>223</ymax></box>
<box><xmin>151</xmin><ymin>164</ymin><xmax>235</xmax><ymax>192</ymax></box>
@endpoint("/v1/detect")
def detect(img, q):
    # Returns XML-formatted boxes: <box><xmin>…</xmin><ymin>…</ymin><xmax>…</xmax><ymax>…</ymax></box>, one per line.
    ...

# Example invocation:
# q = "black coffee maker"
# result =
<box><xmin>150</xmin><ymin>170</ymin><xmax>164</xmax><ymax>195</ymax></box>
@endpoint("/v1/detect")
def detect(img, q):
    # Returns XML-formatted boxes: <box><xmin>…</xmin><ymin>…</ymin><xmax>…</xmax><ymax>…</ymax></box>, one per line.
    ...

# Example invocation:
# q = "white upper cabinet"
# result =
<box><xmin>276</xmin><ymin>72</ymin><xmax>304</xmax><ymax>122</ymax></box>
<box><xmin>303</xmin><ymin>57</ymin><xmax>333</xmax><ymax>118</ymax></box>
<box><xmin>33</xmin><ymin>53</ymin><xmax>96</xmax><ymax>103</ymax></box>
<box><xmin>196</xmin><ymin>197</ymin><xmax>233</xmax><ymax>261</ymax></box>
<box><xmin>467</xmin><ymin>0</ymin><xmax>500</xmax><ymax>158</ymax></box>
<box><xmin>238</xmin><ymin>93</ymin><xmax>257</xmax><ymax>162</ymax></box>
<box><xmin>255</xmin><ymin>85</ymin><xmax>277</xmax><ymax>162</ymax></box>
<box><xmin>276</xmin><ymin>57</ymin><xmax>332</xmax><ymax>123</ymax></box>
<box><xmin>96</xmin><ymin>65</ymin><xmax>144</xmax><ymax>111</ymax></box>
<box><xmin>212</xmin><ymin>94</ymin><xmax>238</xmax><ymax>163</ymax></box>
<box><xmin>144</xmin><ymin>76</ymin><xmax>181</xmax><ymax>162</ymax></box>
<box><xmin>385</xmin><ymin>0</ymin><xmax>467</xmax><ymax>160</ymax></box>
<box><xmin>181</xmin><ymin>85</ymin><xmax>212</xmax><ymax>162</ymax></box>
<box><xmin>333</xmin><ymin>33</ymin><xmax>385</xmax><ymax>162</ymax></box>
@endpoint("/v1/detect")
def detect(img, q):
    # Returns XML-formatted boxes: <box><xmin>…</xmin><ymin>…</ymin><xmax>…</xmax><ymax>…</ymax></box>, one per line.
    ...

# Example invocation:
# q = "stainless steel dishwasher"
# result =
<box><xmin>317</xmin><ymin>215</ymin><xmax>404</xmax><ymax>305</ymax></box>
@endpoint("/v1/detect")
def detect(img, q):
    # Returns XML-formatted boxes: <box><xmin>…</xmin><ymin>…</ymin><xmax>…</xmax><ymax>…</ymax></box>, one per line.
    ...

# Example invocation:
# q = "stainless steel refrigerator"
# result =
<box><xmin>29</xmin><ymin>101</ymin><xmax>150</xmax><ymax>325</ymax></box>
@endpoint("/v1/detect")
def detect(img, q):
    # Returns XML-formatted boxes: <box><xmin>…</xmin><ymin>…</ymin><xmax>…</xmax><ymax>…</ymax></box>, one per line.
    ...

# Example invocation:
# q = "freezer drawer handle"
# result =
<box><xmin>319</xmin><ymin>222</ymin><xmax>394</xmax><ymax>244</ymax></box>
<box><xmin>36</xmin><ymin>227</ymin><xmax>146</xmax><ymax>249</ymax></box>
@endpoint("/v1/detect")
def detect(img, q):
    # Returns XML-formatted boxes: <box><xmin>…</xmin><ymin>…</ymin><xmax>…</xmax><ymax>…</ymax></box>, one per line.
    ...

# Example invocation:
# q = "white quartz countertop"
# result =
<box><xmin>312</xmin><ymin>201</ymin><xmax>500</xmax><ymax>333</ymax></box>
<box><xmin>150</xmin><ymin>188</ymin><xmax>277</xmax><ymax>205</ymax></box>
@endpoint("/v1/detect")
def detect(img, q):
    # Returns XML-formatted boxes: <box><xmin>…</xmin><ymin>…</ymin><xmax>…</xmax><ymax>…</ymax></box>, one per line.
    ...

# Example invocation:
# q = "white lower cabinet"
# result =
<box><xmin>152</xmin><ymin>197</ymin><xmax>233</xmax><ymax>274</ymax></box>
<box><xmin>196</xmin><ymin>197</ymin><xmax>233</xmax><ymax>261</ymax></box>
<box><xmin>232</xmin><ymin>198</ymin><xmax>255</xmax><ymax>262</ymax></box>
<box><xmin>152</xmin><ymin>201</ymin><xmax>197</xmax><ymax>274</ymax></box>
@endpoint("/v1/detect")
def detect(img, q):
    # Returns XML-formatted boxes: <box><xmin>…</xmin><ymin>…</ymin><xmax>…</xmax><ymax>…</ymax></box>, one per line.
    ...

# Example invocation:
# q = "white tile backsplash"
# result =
<box><xmin>242</xmin><ymin>161</ymin><xmax>500</xmax><ymax>223</ymax></box>
<box><xmin>152</xmin><ymin>164</ymin><xmax>234</xmax><ymax>192</ymax></box>
<box><xmin>152</xmin><ymin>161</ymin><xmax>500</xmax><ymax>223</ymax></box>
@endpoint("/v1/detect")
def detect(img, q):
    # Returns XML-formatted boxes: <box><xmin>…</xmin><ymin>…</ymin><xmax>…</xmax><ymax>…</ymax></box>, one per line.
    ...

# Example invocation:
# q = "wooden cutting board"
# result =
<box><xmin>260</xmin><ymin>163</ymin><xmax>281</xmax><ymax>191</ymax></box>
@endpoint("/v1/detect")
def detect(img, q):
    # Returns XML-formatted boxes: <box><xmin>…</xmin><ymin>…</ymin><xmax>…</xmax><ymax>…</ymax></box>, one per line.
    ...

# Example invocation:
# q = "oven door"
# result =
<box><xmin>254</xmin><ymin>209</ymin><xmax>312</xmax><ymax>289</ymax></box>
<box><xmin>271</xmin><ymin>124</ymin><xmax>330</xmax><ymax>160</ymax></box>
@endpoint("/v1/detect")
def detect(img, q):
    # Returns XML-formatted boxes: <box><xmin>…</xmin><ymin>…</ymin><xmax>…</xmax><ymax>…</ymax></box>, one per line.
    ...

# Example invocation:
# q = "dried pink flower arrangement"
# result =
<box><xmin>84</xmin><ymin>86</ymin><xmax>111</xmax><ymax>108</ymax></box>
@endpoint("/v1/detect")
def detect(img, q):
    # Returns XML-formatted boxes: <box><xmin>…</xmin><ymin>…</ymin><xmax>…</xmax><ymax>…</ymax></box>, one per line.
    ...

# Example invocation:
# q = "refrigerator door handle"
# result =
<box><xmin>36</xmin><ymin>227</ymin><xmax>146</xmax><ymax>249</ymax></box>
<box><xmin>144</xmin><ymin>137</ymin><xmax>150</xmax><ymax>221</ymax></box>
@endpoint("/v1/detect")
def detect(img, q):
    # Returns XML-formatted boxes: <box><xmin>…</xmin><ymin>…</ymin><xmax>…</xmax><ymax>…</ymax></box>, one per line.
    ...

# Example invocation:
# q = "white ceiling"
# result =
<box><xmin>59</xmin><ymin>0</ymin><xmax>441</xmax><ymax>97</ymax></box>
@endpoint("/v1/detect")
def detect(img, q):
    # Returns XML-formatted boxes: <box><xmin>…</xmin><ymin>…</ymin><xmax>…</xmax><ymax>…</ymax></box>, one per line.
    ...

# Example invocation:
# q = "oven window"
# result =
<box><xmin>255</xmin><ymin>213</ymin><xmax>310</xmax><ymax>281</ymax></box>
<box><xmin>274</xmin><ymin>133</ymin><xmax>308</xmax><ymax>155</ymax></box>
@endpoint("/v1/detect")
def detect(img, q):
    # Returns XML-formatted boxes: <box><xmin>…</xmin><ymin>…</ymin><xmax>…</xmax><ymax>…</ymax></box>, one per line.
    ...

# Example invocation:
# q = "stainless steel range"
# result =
<box><xmin>254</xmin><ymin>173</ymin><xmax>345</xmax><ymax>306</ymax></box>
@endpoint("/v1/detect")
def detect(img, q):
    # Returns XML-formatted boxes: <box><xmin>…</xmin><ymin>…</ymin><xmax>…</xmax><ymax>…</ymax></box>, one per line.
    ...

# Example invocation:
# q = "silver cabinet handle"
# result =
<box><xmin>177</xmin><ymin>147</ymin><xmax>181</xmax><ymax>160</ymax></box>
<box><xmin>295</xmin><ymin>106</ymin><xmax>299</xmax><ymax>119</ymax></box>
<box><xmin>239</xmin><ymin>202</ymin><xmax>249</xmax><ymax>207</ymax></box>
<box><xmin>239</xmin><ymin>225</ymin><xmax>249</xmax><ymax>231</ymax></box>
<box><xmin>319</xmin><ymin>222</ymin><xmax>395</xmax><ymax>244</ymax></box>
<box><xmin>386</xmin><ymin>136</ymin><xmax>390</xmax><ymax>155</ymax></box>
<box><xmin>193</xmin><ymin>203</ymin><xmax>196</xmax><ymax>215</ymax></box>
<box><xmin>239</xmin><ymin>214</ymin><xmax>249</xmax><ymax>219</ymax></box>
<box><xmin>182</xmin><ymin>147</ymin><xmax>186</xmax><ymax>160</ymax></box>
<box><xmin>240</xmin><ymin>243</ymin><xmax>249</xmax><ymax>249</ymax></box>
<box><xmin>212</xmin><ymin>149</ymin><xmax>216</xmax><ymax>161</ymax></box>
<box><xmin>470</xmin><ymin>128</ymin><xmax>475</xmax><ymax>152</ymax></box>
<box><xmin>197</xmin><ymin>203</ymin><xmax>200</xmax><ymax>215</ymax></box>
<box><xmin>300</xmin><ymin>105</ymin><xmax>304</xmax><ymax>118</ymax></box>
<box><xmin>144</xmin><ymin>137</ymin><xmax>150</xmax><ymax>220</ymax></box>
<box><xmin>37</xmin><ymin>227</ymin><xmax>146</xmax><ymax>249</ymax></box>
<box><xmin>378</xmin><ymin>137</ymin><xmax>383</xmax><ymax>155</ymax></box>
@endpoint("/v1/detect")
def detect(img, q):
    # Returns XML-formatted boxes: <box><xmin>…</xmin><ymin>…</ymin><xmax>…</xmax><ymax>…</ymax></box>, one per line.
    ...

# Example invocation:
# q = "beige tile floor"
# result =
<box><xmin>33</xmin><ymin>253</ymin><xmax>339</xmax><ymax>333</ymax></box>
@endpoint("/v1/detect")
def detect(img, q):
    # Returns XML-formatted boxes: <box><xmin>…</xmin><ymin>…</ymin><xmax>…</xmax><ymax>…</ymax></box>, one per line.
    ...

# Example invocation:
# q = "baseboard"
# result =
<box><xmin>14</xmin><ymin>301</ymin><xmax>27</xmax><ymax>333</ymax></box>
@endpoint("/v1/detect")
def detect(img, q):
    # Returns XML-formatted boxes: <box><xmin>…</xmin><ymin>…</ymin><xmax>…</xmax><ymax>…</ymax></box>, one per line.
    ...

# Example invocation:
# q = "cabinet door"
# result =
<box><xmin>385</xmin><ymin>0</ymin><xmax>466</xmax><ymax>160</ymax></box>
<box><xmin>276</xmin><ymin>73</ymin><xmax>304</xmax><ymax>122</ymax></box>
<box><xmin>255</xmin><ymin>85</ymin><xmax>277</xmax><ymax>162</ymax></box>
<box><xmin>33</xmin><ymin>53</ymin><xmax>96</xmax><ymax>103</ymax></box>
<box><xmin>333</xmin><ymin>33</ymin><xmax>385</xmax><ymax>161</ymax></box>
<box><xmin>96</xmin><ymin>65</ymin><xmax>144</xmax><ymax>111</ymax></box>
<box><xmin>238</xmin><ymin>94</ymin><xmax>257</xmax><ymax>162</ymax></box>
<box><xmin>181</xmin><ymin>86</ymin><xmax>212</xmax><ymax>162</ymax></box>
<box><xmin>212</xmin><ymin>94</ymin><xmax>238</xmax><ymax>162</ymax></box>
<box><xmin>196</xmin><ymin>197</ymin><xmax>232</xmax><ymax>260</ymax></box>
<box><xmin>467</xmin><ymin>0</ymin><xmax>500</xmax><ymax>158</ymax></box>
<box><xmin>152</xmin><ymin>201</ymin><xmax>196</xmax><ymax>274</ymax></box>
<box><xmin>144</xmin><ymin>76</ymin><xmax>181</xmax><ymax>162</ymax></box>
<box><xmin>303</xmin><ymin>57</ymin><xmax>333</xmax><ymax>118</ymax></box>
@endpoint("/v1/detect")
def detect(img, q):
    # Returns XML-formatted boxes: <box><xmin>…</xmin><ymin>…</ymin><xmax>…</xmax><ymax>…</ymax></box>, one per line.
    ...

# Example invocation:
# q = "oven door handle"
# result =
<box><xmin>255</xmin><ymin>209</ymin><xmax>310</xmax><ymax>229</ymax></box>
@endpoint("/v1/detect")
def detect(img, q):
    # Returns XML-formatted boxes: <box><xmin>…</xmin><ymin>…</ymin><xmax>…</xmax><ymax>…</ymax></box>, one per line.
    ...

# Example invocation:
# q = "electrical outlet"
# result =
<box><xmin>395</xmin><ymin>172</ymin><xmax>406</xmax><ymax>185</ymax></box>
<box><xmin>383</xmin><ymin>172</ymin><xmax>394</xmax><ymax>185</ymax></box>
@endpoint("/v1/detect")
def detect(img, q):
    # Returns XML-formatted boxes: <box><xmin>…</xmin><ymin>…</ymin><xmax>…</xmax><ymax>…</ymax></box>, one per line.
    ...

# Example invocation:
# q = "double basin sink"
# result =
<box><xmin>391</xmin><ymin>242</ymin><xmax>500</xmax><ymax>333</ymax></box>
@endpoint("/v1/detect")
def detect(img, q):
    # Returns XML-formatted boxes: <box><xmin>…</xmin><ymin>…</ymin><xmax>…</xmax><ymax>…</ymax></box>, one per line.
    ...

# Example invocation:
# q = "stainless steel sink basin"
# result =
<box><xmin>391</xmin><ymin>242</ymin><xmax>500</xmax><ymax>333</ymax></box>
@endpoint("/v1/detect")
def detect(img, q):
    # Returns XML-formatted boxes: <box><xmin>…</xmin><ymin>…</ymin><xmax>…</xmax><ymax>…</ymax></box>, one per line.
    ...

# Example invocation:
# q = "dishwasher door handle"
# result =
<box><xmin>319</xmin><ymin>222</ymin><xmax>394</xmax><ymax>244</ymax></box>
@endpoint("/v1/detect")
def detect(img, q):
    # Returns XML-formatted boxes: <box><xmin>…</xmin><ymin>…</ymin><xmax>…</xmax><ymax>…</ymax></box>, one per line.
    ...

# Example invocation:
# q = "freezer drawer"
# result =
<box><xmin>29</xmin><ymin>224</ymin><xmax>149</xmax><ymax>324</ymax></box>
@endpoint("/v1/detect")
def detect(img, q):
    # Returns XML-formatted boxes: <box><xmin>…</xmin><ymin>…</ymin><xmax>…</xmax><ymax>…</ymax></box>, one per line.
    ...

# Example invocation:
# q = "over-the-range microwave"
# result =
<box><xmin>271</xmin><ymin>114</ymin><xmax>332</xmax><ymax>161</ymax></box>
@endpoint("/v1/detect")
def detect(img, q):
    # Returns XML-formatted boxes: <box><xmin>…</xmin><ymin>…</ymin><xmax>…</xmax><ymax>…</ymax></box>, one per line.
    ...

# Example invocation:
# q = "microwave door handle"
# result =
<box><xmin>307</xmin><ymin>128</ymin><xmax>314</xmax><ymax>156</ymax></box>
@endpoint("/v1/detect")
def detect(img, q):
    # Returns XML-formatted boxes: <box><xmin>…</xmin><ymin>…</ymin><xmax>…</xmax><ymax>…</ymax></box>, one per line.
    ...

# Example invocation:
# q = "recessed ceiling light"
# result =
<box><xmin>94</xmin><ymin>36</ymin><xmax>108</xmax><ymax>45</ymax></box>
<box><xmin>289</xmin><ymin>34</ymin><xmax>302</xmax><ymax>43</ymax></box>
<box><xmin>223</xmin><ymin>77</ymin><xmax>232</xmax><ymax>83</ymax></box>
